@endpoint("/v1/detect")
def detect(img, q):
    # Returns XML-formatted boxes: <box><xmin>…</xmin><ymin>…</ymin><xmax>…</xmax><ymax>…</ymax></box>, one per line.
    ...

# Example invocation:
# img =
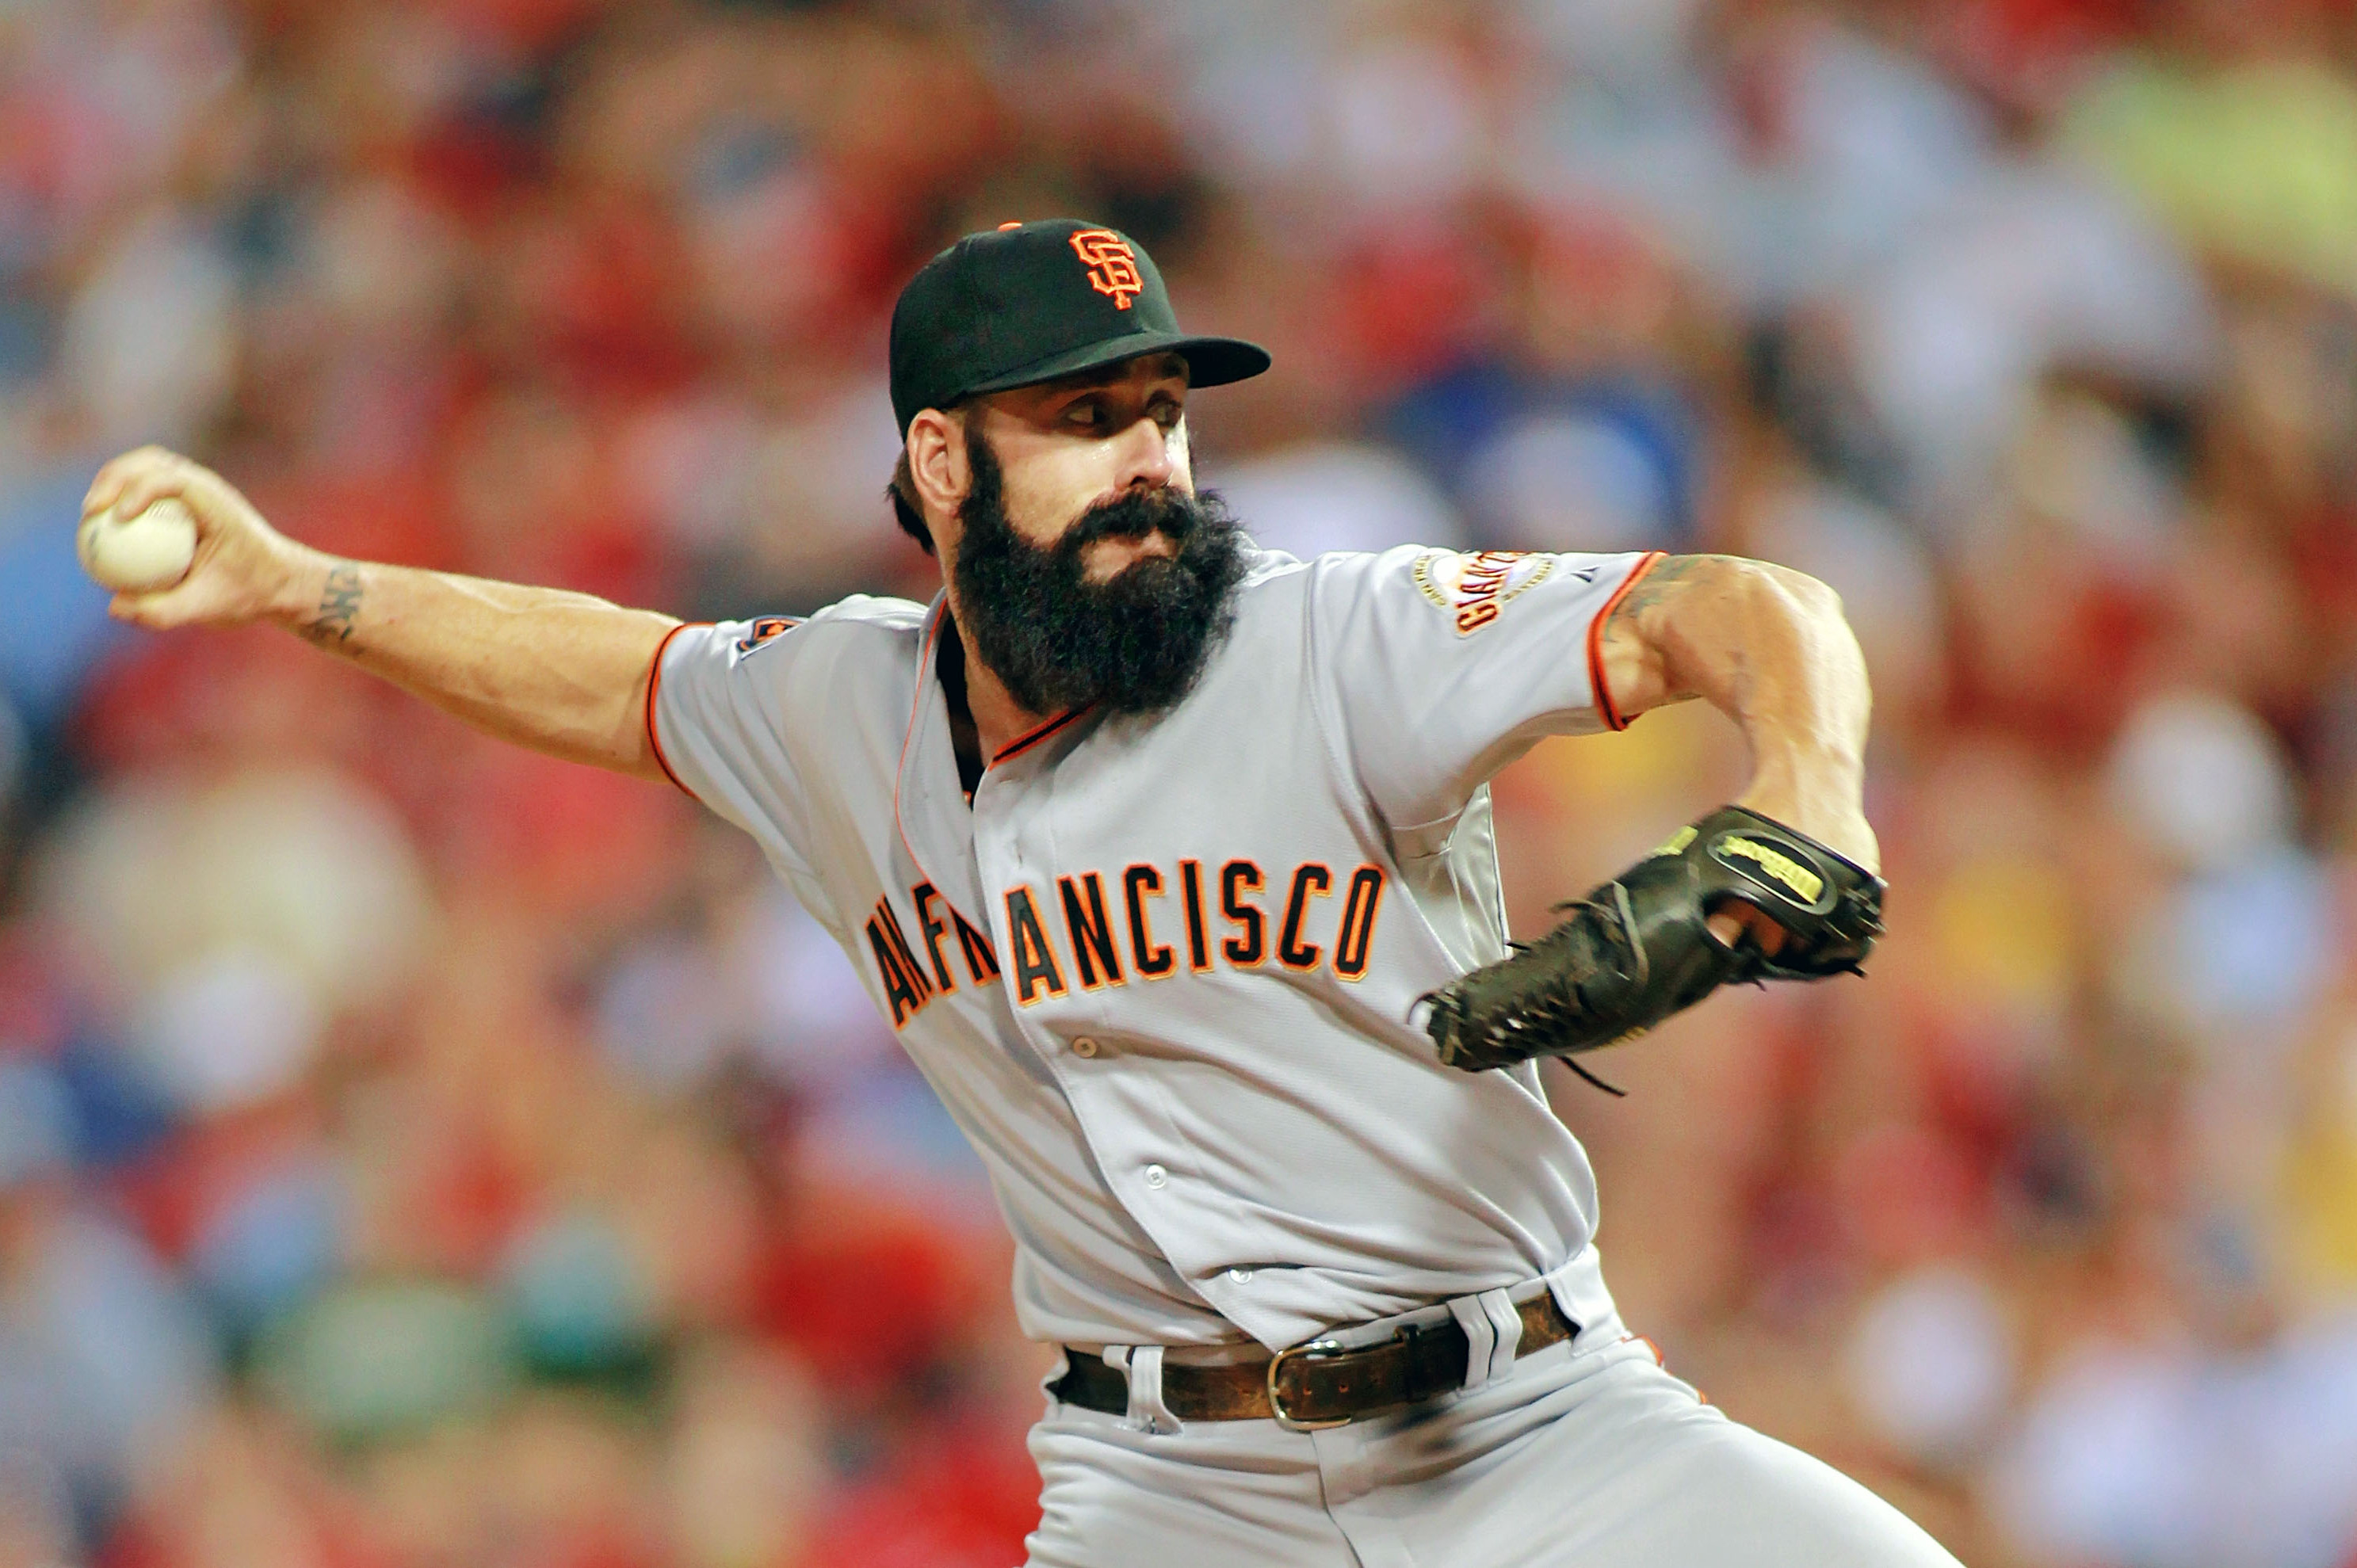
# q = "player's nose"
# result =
<box><xmin>1108</xmin><ymin>414</ymin><xmax>1176</xmax><ymax>494</ymax></box>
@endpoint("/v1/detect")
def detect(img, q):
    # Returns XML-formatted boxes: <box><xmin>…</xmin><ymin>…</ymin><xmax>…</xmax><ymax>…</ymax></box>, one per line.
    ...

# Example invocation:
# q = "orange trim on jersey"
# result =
<box><xmin>991</xmin><ymin>705</ymin><xmax>1090</xmax><ymax>765</ymax></box>
<box><xmin>1587</xmin><ymin>551</ymin><xmax>1665</xmax><ymax>733</ymax></box>
<box><xmin>644</xmin><ymin>621</ymin><xmax>708</xmax><ymax>799</ymax></box>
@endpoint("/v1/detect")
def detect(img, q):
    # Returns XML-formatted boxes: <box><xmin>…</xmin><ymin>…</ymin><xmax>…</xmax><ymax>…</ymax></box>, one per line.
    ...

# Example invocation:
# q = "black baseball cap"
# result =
<box><xmin>888</xmin><ymin>219</ymin><xmax>1271</xmax><ymax>436</ymax></box>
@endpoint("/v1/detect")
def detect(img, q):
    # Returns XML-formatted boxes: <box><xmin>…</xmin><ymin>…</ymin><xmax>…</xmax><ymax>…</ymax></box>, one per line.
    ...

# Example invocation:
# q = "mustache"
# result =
<box><xmin>1058</xmin><ymin>484</ymin><xmax>1209</xmax><ymax>555</ymax></box>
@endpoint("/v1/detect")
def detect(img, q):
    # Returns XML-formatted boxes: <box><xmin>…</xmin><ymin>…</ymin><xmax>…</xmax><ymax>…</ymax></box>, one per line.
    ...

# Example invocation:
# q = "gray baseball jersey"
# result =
<box><xmin>648</xmin><ymin>543</ymin><xmax>1660</xmax><ymax>1354</ymax></box>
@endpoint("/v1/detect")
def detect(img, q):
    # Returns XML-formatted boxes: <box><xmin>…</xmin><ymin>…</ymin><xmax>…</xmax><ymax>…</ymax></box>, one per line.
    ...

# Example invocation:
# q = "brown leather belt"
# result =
<box><xmin>1052</xmin><ymin>1293</ymin><xmax>1576</xmax><ymax>1429</ymax></box>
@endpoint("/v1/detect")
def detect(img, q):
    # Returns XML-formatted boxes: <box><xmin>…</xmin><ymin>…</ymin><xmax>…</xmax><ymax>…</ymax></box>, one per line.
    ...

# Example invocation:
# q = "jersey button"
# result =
<box><xmin>1072</xmin><ymin>1036</ymin><xmax>1100</xmax><ymax>1059</ymax></box>
<box><xmin>1143</xmin><ymin>1164</ymin><xmax>1168</xmax><ymax>1190</ymax></box>
<box><xmin>1228</xmin><ymin>1267</ymin><xmax>1254</xmax><ymax>1284</ymax></box>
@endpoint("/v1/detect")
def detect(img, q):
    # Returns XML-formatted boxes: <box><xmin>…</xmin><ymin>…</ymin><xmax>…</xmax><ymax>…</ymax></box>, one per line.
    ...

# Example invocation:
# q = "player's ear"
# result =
<box><xmin>907</xmin><ymin>409</ymin><xmax>968</xmax><ymax>526</ymax></box>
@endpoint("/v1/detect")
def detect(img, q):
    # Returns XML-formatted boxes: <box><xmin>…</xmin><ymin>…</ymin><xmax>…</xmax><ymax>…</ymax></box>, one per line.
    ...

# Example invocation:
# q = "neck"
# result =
<box><xmin>942</xmin><ymin>602</ymin><xmax>1052</xmax><ymax>762</ymax></box>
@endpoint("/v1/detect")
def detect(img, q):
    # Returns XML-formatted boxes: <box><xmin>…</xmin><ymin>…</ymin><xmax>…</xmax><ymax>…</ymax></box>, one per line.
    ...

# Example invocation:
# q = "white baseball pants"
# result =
<box><xmin>1022</xmin><ymin>1333</ymin><xmax>1966</xmax><ymax>1566</ymax></box>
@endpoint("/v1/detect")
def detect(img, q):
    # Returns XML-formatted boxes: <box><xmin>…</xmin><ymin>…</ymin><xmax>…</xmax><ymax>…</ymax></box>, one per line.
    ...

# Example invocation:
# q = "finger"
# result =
<box><xmin>90</xmin><ymin>464</ymin><xmax>175</xmax><ymax>524</ymax></box>
<box><xmin>85</xmin><ymin>452</ymin><xmax>145</xmax><ymax>515</ymax></box>
<box><xmin>113</xmin><ymin>461</ymin><xmax>195</xmax><ymax>524</ymax></box>
<box><xmin>109</xmin><ymin>588</ymin><xmax>182</xmax><ymax>628</ymax></box>
<box><xmin>1706</xmin><ymin>901</ymin><xmax>1790</xmax><ymax>957</ymax></box>
<box><xmin>109</xmin><ymin>586</ymin><xmax>204</xmax><ymax>630</ymax></box>
<box><xmin>83</xmin><ymin>471</ymin><xmax>132</xmax><ymax>522</ymax></box>
<box><xmin>86</xmin><ymin>445</ymin><xmax>177</xmax><ymax>518</ymax></box>
<box><xmin>109</xmin><ymin>592</ymin><xmax>161</xmax><ymax>627</ymax></box>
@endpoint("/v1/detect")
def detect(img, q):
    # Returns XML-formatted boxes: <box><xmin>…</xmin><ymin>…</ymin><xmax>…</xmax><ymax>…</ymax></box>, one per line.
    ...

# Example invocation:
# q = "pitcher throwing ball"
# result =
<box><xmin>86</xmin><ymin>219</ymin><xmax>1959</xmax><ymax>1567</ymax></box>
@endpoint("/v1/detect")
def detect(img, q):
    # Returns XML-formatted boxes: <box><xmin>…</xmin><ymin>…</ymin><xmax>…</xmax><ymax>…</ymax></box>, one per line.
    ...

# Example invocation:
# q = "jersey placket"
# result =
<box><xmin>968</xmin><ymin>728</ymin><xmax>1225</xmax><ymax>1295</ymax></box>
<box><xmin>887</xmin><ymin>605</ymin><xmax>1266</xmax><ymax>1342</ymax></box>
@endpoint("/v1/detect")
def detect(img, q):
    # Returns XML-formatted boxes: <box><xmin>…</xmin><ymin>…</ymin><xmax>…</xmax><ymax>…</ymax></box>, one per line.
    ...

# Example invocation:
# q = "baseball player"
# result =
<box><xmin>86</xmin><ymin>219</ymin><xmax>1960</xmax><ymax>1566</ymax></box>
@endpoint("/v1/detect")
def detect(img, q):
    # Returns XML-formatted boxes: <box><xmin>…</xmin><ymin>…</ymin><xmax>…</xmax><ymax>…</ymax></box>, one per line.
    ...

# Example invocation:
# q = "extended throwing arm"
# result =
<box><xmin>83</xmin><ymin>447</ymin><xmax>680</xmax><ymax>780</ymax></box>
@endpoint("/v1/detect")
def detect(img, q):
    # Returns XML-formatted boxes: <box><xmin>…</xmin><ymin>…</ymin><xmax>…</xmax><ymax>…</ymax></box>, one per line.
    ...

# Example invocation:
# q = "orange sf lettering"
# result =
<box><xmin>1453</xmin><ymin>551</ymin><xmax>1524</xmax><ymax>631</ymax></box>
<box><xmin>1070</xmin><ymin>229</ymin><xmax>1144</xmax><ymax>310</ymax></box>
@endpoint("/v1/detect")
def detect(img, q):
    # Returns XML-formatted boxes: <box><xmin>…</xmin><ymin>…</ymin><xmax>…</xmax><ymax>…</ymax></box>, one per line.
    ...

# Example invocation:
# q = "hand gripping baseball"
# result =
<box><xmin>1420</xmin><ymin>806</ymin><xmax>1885</xmax><ymax>1081</ymax></box>
<box><xmin>81</xmin><ymin>447</ymin><xmax>313</xmax><ymax>631</ymax></box>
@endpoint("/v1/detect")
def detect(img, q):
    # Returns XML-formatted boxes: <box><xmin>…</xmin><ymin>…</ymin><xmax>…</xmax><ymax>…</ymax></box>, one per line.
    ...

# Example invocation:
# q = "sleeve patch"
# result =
<box><xmin>732</xmin><ymin>616</ymin><xmax>800</xmax><ymax>658</ymax></box>
<box><xmin>1412</xmin><ymin>550</ymin><xmax>1586</xmax><ymax>635</ymax></box>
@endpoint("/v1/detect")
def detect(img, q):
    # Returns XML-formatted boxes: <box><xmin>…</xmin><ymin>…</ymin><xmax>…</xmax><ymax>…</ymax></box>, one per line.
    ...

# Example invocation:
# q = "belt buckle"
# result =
<box><xmin>1265</xmin><ymin>1336</ymin><xmax>1364</xmax><ymax>1432</ymax></box>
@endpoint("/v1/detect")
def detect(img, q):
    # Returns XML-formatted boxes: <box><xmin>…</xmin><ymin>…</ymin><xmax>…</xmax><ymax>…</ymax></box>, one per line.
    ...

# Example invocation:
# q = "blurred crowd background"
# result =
<box><xmin>5</xmin><ymin>0</ymin><xmax>2357</xmax><ymax>1564</ymax></box>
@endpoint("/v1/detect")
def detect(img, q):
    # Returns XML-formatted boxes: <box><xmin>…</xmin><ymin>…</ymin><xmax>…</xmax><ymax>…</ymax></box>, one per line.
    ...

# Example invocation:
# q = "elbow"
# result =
<box><xmin>1739</xmin><ymin>560</ymin><xmax>1873</xmax><ymax>734</ymax></box>
<box><xmin>1728</xmin><ymin>563</ymin><xmax>1858</xmax><ymax>674</ymax></box>
<box><xmin>1610</xmin><ymin>553</ymin><xmax>1860</xmax><ymax>720</ymax></box>
<box><xmin>1682</xmin><ymin>555</ymin><xmax>1870</xmax><ymax>708</ymax></box>
<box><xmin>1745</xmin><ymin>559</ymin><xmax>1843</xmax><ymax>622</ymax></box>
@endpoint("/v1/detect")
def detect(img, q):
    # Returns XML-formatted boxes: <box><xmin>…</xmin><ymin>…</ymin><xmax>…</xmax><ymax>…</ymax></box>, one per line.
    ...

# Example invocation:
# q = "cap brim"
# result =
<box><xmin>962</xmin><ymin>333</ymin><xmax>1271</xmax><ymax>400</ymax></box>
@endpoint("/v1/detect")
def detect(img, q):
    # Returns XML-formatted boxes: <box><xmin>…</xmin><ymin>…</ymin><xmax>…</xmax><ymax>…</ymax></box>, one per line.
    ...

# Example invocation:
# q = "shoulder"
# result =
<box><xmin>1220</xmin><ymin>540</ymin><xmax>1311</xmax><ymax>608</ymax></box>
<box><xmin>1225</xmin><ymin>542</ymin><xmax>1472</xmax><ymax>640</ymax></box>
<box><xmin>693</xmin><ymin>593</ymin><xmax>930</xmax><ymax>670</ymax></box>
<box><xmin>1301</xmin><ymin>544</ymin><xmax>1567</xmax><ymax>590</ymax></box>
<box><xmin>665</xmin><ymin>595</ymin><xmax>933</xmax><ymax>733</ymax></box>
<box><xmin>1217</xmin><ymin>543</ymin><xmax>1522</xmax><ymax>667</ymax></box>
<box><xmin>1228</xmin><ymin>541</ymin><xmax>1489</xmax><ymax>602</ymax></box>
<box><xmin>795</xmin><ymin>593</ymin><xmax>932</xmax><ymax>642</ymax></box>
<box><xmin>1275</xmin><ymin>542</ymin><xmax>1502</xmax><ymax>622</ymax></box>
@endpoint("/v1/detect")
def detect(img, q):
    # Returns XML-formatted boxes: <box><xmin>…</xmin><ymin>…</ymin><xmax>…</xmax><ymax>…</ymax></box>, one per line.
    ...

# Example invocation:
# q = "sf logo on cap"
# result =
<box><xmin>1071</xmin><ymin>229</ymin><xmax>1144</xmax><ymax>310</ymax></box>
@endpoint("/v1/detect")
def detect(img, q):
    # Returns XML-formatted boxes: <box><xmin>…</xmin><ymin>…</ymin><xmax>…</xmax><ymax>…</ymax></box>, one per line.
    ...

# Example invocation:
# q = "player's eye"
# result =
<box><xmin>1148</xmin><ymin>398</ymin><xmax>1182</xmax><ymax>429</ymax></box>
<box><xmin>1064</xmin><ymin>399</ymin><xmax>1106</xmax><ymax>430</ymax></box>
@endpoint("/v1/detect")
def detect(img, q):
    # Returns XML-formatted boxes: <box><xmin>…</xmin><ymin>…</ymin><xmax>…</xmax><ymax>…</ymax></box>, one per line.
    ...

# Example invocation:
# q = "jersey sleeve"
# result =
<box><xmin>1310</xmin><ymin>546</ymin><xmax>1663</xmax><ymax>830</ymax></box>
<box><xmin>646</xmin><ymin>616</ymin><xmax>822</xmax><ymax>882</ymax></box>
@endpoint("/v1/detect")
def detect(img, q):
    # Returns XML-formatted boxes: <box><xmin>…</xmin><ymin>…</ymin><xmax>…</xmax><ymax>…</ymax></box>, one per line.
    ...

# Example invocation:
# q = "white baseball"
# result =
<box><xmin>78</xmin><ymin>496</ymin><xmax>199</xmax><ymax>593</ymax></box>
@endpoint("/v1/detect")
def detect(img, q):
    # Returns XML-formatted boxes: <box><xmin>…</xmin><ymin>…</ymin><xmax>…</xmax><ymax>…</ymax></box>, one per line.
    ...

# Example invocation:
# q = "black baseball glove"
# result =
<box><xmin>1419</xmin><ymin>805</ymin><xmax>1884</xmax><ymax>1087</ymax></box>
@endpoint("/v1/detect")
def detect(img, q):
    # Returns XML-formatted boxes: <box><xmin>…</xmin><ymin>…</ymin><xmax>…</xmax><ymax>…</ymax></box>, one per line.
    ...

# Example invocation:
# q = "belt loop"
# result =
<box><xmin>1478</xmin><ymin>1288</ymin><xmax>1522</xmax><ymax>1381</ymax></box>
<box><xmin>1448</xmin><ymin>1296</ymin><xmax>1499</xmax><ymax>1391</ymax></box>
<box><xmin>1122</xmin><ymin>1345</ymin><xmax>1179</xmax><ymax>1434</ymax></box>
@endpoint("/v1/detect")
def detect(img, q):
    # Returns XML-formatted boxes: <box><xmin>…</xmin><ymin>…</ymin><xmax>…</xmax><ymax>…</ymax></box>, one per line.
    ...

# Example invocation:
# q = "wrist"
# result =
<box><xmin>1743</xmin><ymin>738</ymin><xmax>1865</xmax><ymax>799</ymax></box>
<box><xmin>1734</xmin><ymin>749</ymin><xmax>1877</xmax><ymax>874</ymax></box>
<box><xmin>265</xmin><ymin>544</ymin><xmax>334</xmax><ymax>628</ymax></box>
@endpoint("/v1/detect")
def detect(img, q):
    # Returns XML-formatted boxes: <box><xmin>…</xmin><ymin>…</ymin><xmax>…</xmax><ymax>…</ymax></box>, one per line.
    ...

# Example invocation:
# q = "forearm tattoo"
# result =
<box><xmin>1608</xmin><ymin>552</ymin><xmax>1713</xmax><ymax>625</ymax></box>
<box><xmin>1605</xmin><ymin>553</ymin><xmax>1721</xmax><ymax>707</ymax></box>
<box><xmin>304</xmin><ymin>563</ymin><xmax>365</xmax><ymax>647</ymax></box>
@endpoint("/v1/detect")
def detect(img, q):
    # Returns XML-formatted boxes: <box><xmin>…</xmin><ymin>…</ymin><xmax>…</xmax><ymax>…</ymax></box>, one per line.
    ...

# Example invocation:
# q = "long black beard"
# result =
<box><xmin>950</xmin><ymin>430</ymin><xmax>1248</xmax><ymax>718</ymax></box>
